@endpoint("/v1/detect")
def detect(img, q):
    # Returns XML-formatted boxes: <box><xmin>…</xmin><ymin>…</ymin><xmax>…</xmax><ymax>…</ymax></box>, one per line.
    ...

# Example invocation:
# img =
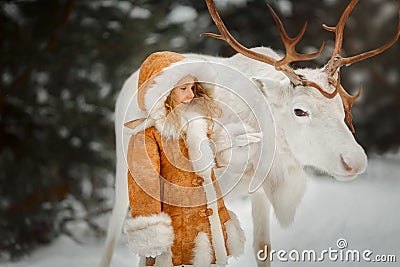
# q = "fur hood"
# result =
<box><xmin>125</xmin><ymin>54</ymin><xmax>218</xmax><ymax>139</ymax></box>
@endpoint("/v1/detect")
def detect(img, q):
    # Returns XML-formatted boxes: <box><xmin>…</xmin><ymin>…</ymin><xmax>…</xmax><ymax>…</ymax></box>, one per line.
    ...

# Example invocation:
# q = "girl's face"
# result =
<box><xmin>171</xmin><ymin>75</ymin><xmax>196</xmax><ymax>108</ymax></box>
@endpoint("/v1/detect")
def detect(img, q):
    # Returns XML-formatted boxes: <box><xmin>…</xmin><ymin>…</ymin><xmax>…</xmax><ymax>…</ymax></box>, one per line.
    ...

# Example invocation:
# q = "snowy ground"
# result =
<box><xmin>2</xmin><ymin>153</ymin><xmax>399</xmax><ymax>267</ymax></box>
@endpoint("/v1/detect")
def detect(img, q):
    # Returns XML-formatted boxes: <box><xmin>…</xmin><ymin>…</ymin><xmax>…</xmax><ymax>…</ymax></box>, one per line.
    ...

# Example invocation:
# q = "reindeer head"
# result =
<box><xmin>203</xmin><ymin>0</ymin><xmax>400</xmax><ymax>181</ymax></box>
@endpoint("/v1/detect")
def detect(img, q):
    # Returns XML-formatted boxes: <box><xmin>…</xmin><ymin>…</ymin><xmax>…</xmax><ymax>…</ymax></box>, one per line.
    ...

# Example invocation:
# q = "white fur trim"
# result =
<box><xmin>123</xmin><ymin>213</ymin><xmax>174</xmax><ymax>259</ymax></box>
<box><xmin>186</xmin><ymin>115</ymin><xmax>216</xmax><ymax>178</ymax></box>
<box><xmin>186</xmin><ymin>118</ymin><xmax>228</xmax><ymax>265</ymax></box>
<box><xmin>192</xmin><ymin>232</ymin><xmax>212</xmax><ymax>267</ymax></box>
<box><xmin>206</xmin><ymin>202</ymin><xmax>227</xmax><ymax>265</ymax></box>
<box><xmin>224</xmin><ymin>210</ymin><xmax>246</xmax><ymax>257</ymax></box>
<box><xmin>123</xmin><ymin>212</ymin><xmax>171</xmax><ymax>230</ymax></box>
<box><xmin>144</xmin><ymin>58</ymin><xmax>217</xmax><ymax>115</ymax></box>
<box><xmin>153</xmin><ymin>106</ymin><xmax>181</xmax><ymax>140</ymax></box>
<box><xmin>142</xmin><ymin>59</ymin><xmax>217</xmax><ymax>139</ymax></box>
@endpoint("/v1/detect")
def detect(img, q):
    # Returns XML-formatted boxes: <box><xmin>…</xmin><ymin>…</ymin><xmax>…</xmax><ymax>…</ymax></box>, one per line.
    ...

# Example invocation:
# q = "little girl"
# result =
<box><xmin>123</xmin><ymin>52</ymin><xmax>245</xmax><ymax>267</ymax></box>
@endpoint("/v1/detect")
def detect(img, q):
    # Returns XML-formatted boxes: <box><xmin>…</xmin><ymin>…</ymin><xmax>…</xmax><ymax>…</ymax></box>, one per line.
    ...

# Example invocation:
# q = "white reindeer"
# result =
<box><xmin>100</xmin><ymin>0</ymin><xmax>400</xmax><ymax>266</ymax></box>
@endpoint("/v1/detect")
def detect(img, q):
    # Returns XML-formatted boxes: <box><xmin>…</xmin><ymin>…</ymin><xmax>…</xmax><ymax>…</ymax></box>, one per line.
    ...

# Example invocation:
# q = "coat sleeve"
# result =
<box><xmin>124</xmin><ymin>130</ymin><xmax>174</xmax><ymax>260</ymax></box>
<box><xmin>127</xmin><ymin>130</ymin><xmax>162</xmax><ymax>216</ymax></box>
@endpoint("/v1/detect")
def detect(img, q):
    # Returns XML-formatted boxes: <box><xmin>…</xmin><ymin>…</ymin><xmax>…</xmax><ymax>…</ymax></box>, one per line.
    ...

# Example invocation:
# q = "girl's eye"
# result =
<box><xmin>180</xmin><ymin>87</ymin><xmax>186</xmax><ymax>90</ymax></box>
<box><xmin>294</xmin><ymin>108</ymin><xmax>309</xmax><ymax>117</ymax></box>
<box><xmin>190</xmin><ymin>85</ymin><xmax>195</xmax><ymax>91</ymax></box>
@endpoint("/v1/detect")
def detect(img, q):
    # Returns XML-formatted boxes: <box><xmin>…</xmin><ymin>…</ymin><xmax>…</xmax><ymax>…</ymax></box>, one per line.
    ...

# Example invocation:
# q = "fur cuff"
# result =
<box><xmin>123</xmin><ymin>213</ymin><xmax>174</xmax><ymax>258</ymax></box>
<box><xmin>225</xmin><ymin>210</ymin><xmax>246</xmax><ymax>257</ymax></box>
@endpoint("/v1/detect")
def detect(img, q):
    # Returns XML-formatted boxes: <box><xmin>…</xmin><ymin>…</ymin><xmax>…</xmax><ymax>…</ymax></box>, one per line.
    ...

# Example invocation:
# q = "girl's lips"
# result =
<box><xmin>182</xmin><ymin>100</ymin><xmax>192</xmax><ymax>104</ymax></box>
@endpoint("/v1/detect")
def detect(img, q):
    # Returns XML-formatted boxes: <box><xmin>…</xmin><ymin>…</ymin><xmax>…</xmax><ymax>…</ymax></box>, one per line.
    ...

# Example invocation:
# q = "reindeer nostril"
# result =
<box><xmin>340</xmin><ymin>154</ymin><xmax>353</xmax><ymax>172</ymax></box>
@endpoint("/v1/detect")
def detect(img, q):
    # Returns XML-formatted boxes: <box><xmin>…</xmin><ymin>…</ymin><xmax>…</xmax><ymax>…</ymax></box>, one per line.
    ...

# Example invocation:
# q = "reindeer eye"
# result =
<box><xmin>294</xmin><ymin>108</ymin><xmax>309</xmax><ymax>117</ymax></box>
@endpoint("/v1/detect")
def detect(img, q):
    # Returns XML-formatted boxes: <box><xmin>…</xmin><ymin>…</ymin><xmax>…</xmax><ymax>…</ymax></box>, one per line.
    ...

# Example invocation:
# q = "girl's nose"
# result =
<box><xmin>187</xmin><ymin>88</ymin><xmax>194</xmax><ymax>99</ymax></box>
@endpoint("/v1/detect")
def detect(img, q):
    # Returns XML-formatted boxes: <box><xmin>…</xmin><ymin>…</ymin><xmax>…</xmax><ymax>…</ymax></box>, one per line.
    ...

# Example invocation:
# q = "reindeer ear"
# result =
<box><xmin>251</xmin><ymin>77</ymin><xmax>286</xmax><ymax>102</ymax></box>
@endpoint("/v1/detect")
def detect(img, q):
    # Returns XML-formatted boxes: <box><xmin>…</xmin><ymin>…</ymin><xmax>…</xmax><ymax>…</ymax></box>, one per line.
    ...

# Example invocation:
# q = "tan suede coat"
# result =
<box><xmin>127</xmin><ymin>126</ymin><xmax>232</xmax><ymax>266</ymax></box>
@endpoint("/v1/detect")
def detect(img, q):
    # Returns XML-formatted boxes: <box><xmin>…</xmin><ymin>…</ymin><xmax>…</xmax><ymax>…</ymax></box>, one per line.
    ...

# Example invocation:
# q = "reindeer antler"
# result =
<box><xmin>323</xmin><ymin>0</ymin><xmax>400</xmax><ymax>76</ymax></box>
<box><xmin>201</xmin><ymin>0</ymin><xmax>336</xmax><ymax>98</ymax></box>
<box><xmin>323</xmin><ymin>0</ymin><xmax>400</xmax><ymax>132</ymax></box>
<box><xmin>328</xmin><ymin>76</ymin><xmax>363</xmax><ymax>133</ymax></box>
<box><xmin>203</xmin><ymin>0</ymin><xmax>399</xmax><ymax>133</ymax></box>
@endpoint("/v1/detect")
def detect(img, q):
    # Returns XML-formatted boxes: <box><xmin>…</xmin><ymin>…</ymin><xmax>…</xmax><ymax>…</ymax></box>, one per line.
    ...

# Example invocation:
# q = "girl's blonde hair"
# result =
<box><xmin>164</xmin><ymin>81</ymin><xmax>221</xmax><ymax>137</ymax></box>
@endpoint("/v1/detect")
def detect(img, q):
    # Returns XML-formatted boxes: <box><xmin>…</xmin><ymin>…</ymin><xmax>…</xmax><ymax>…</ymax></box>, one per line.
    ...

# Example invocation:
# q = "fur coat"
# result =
<box><xmin>123</xmin><ymin>52</ymin><xmax>246</xmax><ymax>267</ymax></box>
<box><xmin>125</xmin><ymin>126</ymin><xmax>245</xmax><ymax>266</ymax></box>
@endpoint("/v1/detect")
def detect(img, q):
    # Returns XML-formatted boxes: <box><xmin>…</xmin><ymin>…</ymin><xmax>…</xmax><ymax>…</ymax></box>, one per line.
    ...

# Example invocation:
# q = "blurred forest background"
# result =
<box><xmin>0</xmin><ymin>0</ymin><xmax>399</xmax><ymax>262</ymax></box>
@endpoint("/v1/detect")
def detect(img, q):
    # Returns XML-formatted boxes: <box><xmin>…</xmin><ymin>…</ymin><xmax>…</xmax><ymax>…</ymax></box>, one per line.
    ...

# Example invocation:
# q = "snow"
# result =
<box><xmin>214</xmin><ymin>0</ymin><xmax>249</xmax><ymax>9</ymax></box>
<box><xmin>144</xmin><ymin>33</ymin><xmax>161</xmax><ymax>45</ymax></box>
<box><xmin>36</xmin><ymin>88</ymin><xmax>48</xmax><ymax>104</ymax></box>
<box><xmin>117</xmin><ymin>1</ymin><xmax>132</xmax><ymax>13</ymax></box>
<box><xmin>165</xmin><ymin>5</ymin><xmax>198</xmax><ymax>25</ymax></box>
<box><xmin>1</xmin><ymin>72</ymin><xmax>13</xmax><ymax>86</ymax></box>
<box><xmin>107</xmin><ymin>21</ymin><xmax>121</xmax><ymax>31</ymax></box>
<box><xmin>372</xmin><ymin>2</ymin><xmax>398</xmax><ymax>28</ymax></box>
<box><xmin>324</xmin><ymin>0</ymin><xmax>340</xmax><ymax>6</ymax></box>
<box><xmin>3</xmin><ymin>153</ymin><xmax>399</xmax><ymax>267</ymax></box>
<box><xmin>129</xmin><ymin>7</ymin><xmax>151</xmax><ymax>20</ymax></box>
<box><xmin>275</xmin><ymin>0</ymin><xmax>293</xmax><ymax>17</ymax></box>
<box><xmin>169</xmin><ymin>36</ymin><xmax>186</xmax><ymax>48</ymax></box>
<box><xmin>387</xmin><ymin>69</ymin><xmax>399</xmax><ymax>86</ymax></box>
<box><xmin>1</xmin><ymin>3</ymin><xmax>24</xmax><ymax>26</ymax></box>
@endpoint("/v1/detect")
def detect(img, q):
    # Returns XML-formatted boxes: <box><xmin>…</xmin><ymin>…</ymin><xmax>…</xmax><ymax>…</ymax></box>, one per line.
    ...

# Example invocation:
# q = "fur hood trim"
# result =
<box><xmin>136</xmin><ymin>58</ymin><xmax>217</xmax><ymax>139</ymax></box>
<box><xmin>143</xmin><ymin>57</ymin><xmax>217</xmax><ymax>115</ymax></box>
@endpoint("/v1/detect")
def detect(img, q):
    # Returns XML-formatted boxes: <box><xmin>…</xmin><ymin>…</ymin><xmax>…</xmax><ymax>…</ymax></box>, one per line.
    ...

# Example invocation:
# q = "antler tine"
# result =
<box><xmin>267</xmin><ymin>4</ymin><xmax>325</xmax><ymax>68</ymax></box>
<box><xmin>203</xmin><ymin>0</ymin><xmax>328</xmax><ymax>92</ymax></box>
<box><xmin>267</xmin><ymin>4</ymin><xmax>305</xmax><ymax>46</ymax></box>
<box><xmin>322</xmin><ymin>0</ymin><xmax>399</xmax><ymax>133</ymax></box>
<box><xmin>323</xmin><ymin>0</ymin><xmax>360</xmax><ymax>72</ymax></box>
<box><xmin>201</xmin><ymin>32</ymin><xmax>225</xmax><ymax>41</ymax></box>
<box><xmin>202</xmin><ymin>0</ymin><xmax>277</xmax><ymax>65</ymax></box>
<box><xmin>334</xmin><ymin>75</ymin><xmax>363</xmax><ymax>133</ymax></box>
<box><xmin>341</xmin><ymin>0</ymin><xmax>400</xmax><ymax>67</ymax></box>
<box><xmin>304</xmin><ymin>80</ymin><xmax>338</xmax><ymax>99</ymax></box>
<box><xmin>324</xmin><ymin>0</ymin><xmax>400</xmax><ymax>76</ymax></box>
